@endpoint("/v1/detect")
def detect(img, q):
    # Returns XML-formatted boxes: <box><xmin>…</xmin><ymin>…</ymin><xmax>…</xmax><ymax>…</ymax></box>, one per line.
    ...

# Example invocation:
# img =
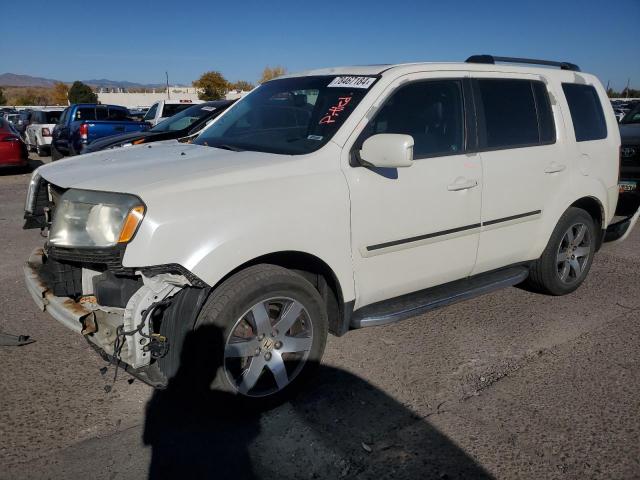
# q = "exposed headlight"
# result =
<box><xmin>24</xmin><ymin>170</ymin><xmax>41</xmax><ymax>214</ymax></box>
<box><xmin>49</xmin><ymin>190</ymin><xmax>145</xmax><ymax>247</ymax></box>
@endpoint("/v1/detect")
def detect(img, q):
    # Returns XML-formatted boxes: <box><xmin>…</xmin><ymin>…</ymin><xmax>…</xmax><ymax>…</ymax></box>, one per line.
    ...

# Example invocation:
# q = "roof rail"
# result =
<box><xmin>466</xmin><ymin>55</ymin><xmax>580</xmax><ymax>72</ymax></box>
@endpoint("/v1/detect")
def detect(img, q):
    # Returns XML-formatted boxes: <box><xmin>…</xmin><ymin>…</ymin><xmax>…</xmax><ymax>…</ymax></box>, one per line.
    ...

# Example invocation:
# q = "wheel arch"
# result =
<box><xmin>570</xmin><ymin>196</ymin><xmax>605</xmax><ymax>250</ymax></box>
<box><xmin>211</xmin><ymin>250</ymin><xmax>351</xmax><ymax>337</ymax></box>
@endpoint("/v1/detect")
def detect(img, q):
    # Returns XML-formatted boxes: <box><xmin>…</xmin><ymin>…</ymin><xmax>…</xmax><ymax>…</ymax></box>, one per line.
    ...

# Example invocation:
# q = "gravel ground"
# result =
<box><xmin>0</xmin><ymin>154</ymin><xmax>638</xmax><ymax>479</ymax></box>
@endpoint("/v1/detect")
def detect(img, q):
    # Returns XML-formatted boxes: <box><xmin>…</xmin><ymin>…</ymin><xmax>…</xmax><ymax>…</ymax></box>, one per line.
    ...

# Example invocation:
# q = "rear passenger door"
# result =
<box><xmin>470</xmin><ymin>74</ymin><xmax>566</xmax><ymax>274</ymax></box>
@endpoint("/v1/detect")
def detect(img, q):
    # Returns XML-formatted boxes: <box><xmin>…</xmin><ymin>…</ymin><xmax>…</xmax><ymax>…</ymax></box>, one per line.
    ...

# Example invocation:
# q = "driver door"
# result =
<box><xmin>343</xmin><ymin>73</ymin><xmax>482</xmax><ymax>309</ymax></box>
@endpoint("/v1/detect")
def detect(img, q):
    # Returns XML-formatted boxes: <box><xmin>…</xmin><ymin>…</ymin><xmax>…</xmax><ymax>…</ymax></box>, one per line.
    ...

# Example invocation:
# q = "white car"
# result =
<box><xmin>24</xmin><ymin>108</ymin><xmax>64</xmax><ymax>156</ymax></box>
<box><xmin>143</xmin><ymin>99</ymin><xmax>204</xmax><ymax>126</ymax></box>
<box><xmin>23</xmin><ymin>55</ymin><xmax>639</xmax><ymax>405</ymax></box>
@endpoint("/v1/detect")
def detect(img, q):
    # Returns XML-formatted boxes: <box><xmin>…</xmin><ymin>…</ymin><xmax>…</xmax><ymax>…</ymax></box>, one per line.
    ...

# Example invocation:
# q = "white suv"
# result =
<box><xmin>24</xmin><ymin>108</ymin><xmax>64</xmax><ymax>156</ymax></box>
<box><xmin>23</xmin><ymin>56</ymin><xmax>640</xmax><ymax>404</ymax></box>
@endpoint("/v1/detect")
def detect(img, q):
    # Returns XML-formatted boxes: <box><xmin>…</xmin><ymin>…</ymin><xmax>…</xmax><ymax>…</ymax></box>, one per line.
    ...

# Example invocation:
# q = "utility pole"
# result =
<box><xmin>625</xmin><ymin>78</ymin><xmax>630</xmax><ymax>99</ymax></box>
<box><xmin>166</xmin><ymin>71</ymin><xmax>170</xmax><ymax>100</ymax></box>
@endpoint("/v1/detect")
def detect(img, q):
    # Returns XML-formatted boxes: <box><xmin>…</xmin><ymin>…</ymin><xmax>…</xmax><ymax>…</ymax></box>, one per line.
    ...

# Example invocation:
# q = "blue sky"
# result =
<box><xmin>1</xmin><ymin>0</ymin><xmax>638</xmax><ymax>90</ymax></box>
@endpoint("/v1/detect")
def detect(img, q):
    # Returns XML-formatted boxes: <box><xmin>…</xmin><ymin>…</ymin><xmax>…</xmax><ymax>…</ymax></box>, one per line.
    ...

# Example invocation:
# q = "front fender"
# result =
<box><xmin>122</xmin><ymin>148</ymin><xmax>356</xmax><ymax>303</ymax></box>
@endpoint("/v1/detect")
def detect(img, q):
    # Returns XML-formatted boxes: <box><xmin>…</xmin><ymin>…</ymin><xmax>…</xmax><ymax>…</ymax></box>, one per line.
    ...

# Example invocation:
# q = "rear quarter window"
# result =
<box><xmin>561</xmin><ymin>83</ymin><xmax>607</xmax><ymax>142</ymax></box>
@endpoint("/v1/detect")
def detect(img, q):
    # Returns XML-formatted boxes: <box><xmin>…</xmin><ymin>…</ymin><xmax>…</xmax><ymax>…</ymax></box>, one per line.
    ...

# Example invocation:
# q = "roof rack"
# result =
<box><xmin>466</xmin><ymin>55</ymin><xmax>580</xmax><ymax>72</ymax></box>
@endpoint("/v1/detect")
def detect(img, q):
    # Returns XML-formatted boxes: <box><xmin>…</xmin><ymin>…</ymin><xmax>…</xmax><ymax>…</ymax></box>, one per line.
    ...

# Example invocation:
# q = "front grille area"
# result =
<box><xmin>621</xmin><ymin>145</ymin><xmax>640</xmax><ymax>169</ymax></box>
<box><xmin>46</xmin><ymin>244</ymin><xmax>127</xmax><ymax>272</ymax></box>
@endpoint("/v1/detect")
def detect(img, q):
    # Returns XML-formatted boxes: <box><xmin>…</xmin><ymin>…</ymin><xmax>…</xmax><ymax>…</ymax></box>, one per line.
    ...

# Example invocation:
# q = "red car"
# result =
<box><xmin>0</xmin><ymin>118</ymin><xmax>29</xmax><ymax>169</ymax></box>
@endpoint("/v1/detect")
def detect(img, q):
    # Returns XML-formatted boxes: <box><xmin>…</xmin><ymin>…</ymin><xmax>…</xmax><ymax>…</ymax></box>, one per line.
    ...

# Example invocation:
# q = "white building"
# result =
<box><xmin>97</xmin><ymin>87</ymin><xmax>200</xmax><ymax>108</ymax></box>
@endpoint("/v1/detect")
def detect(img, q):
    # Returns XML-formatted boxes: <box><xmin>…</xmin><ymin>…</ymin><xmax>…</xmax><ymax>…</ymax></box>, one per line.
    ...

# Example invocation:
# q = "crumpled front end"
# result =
<box><xmin>24</xmin><ymin>247</ymin><xmax>199</xmax><ymax>386</ymax></box>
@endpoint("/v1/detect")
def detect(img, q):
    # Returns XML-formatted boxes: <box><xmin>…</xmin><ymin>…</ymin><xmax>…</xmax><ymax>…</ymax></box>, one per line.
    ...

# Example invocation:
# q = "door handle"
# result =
<box><xmin>544</xmin><ymin>163</ymin><xmax>566</xmax><ymax>174</ymax></box>
<box><xmin>447</xmin><ymin>178</ymin><xmax>478</xmax><ymax>191</ymax></box>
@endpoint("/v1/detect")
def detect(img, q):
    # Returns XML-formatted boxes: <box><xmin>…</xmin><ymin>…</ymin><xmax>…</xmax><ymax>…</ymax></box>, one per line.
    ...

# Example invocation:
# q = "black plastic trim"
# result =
<box><xmin>466</xmin><ymin>55</ymin><xmax>580</xmax><ymax>72</ymax></box>
<box><xmin>483</xmin><ymin>210</ymin><xmax>541</xmax><ymax>226</ymax></box>
<box><xmin>351</xmin><ymin>264</ymin><xmax>530</xmax><ymax>328</ymax></box>
<box><xmin>367</xmin><ymin>223</ymin><xmax>481</xmax><ymax>252</ymax></box>
<box><xmin>366</xmin><ymin>210</ymin><xmax>542</xmax><ymax>252</ymax></box>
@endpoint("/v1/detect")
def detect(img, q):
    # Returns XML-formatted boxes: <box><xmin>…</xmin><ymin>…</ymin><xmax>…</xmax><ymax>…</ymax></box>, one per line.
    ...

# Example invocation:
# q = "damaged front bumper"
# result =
<box><xmin>23</xmin><ymin>247</ymin><xmax>192</xmax><ymax>386</ymax></box>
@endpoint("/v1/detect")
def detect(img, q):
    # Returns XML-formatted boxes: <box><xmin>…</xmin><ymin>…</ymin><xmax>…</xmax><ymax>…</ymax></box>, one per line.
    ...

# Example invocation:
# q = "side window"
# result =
<box><xmin>364</xmin><ymin>80</ymin><xmax>464</xmax><ymax>158</ymax></box>
<box><xmin>75</xmin><ymin>108</ymin><xmax>96</xmax><ymax>121</ymax></box>
<box><xmin>144</xmin><ymin>103</ymin><xmax>158</xmax><ymax>121</ymax></box>
<box><xmin>532</xmin><ymin>82</ymin><xmax>556</xmax><ymax>143</ymax></box>
<box><xmin>561</xmin><ymin>83</ymin><xmax>607</xmax><ymax>142</ymax></box>
<box><xmin>95</xmin><ymin>106</ymin><xmax>109</xmax><ymax>120</ymax></box>
<box><xmin>476</xmin><ymin>79</ymin><xmax>539</xmax><ymax>149</ymax></box>
<box><xmin>107</xmin><ymin>108</ymin><xmax>129</xmax><ymax>121</ymax></box>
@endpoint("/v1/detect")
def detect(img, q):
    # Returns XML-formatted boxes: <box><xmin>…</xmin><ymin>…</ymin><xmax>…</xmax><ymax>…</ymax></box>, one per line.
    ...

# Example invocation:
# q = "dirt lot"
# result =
<box><xmin>1</xmin><ymin>156</ymin><xmax>639</xmax><ymax>479</ymax></box>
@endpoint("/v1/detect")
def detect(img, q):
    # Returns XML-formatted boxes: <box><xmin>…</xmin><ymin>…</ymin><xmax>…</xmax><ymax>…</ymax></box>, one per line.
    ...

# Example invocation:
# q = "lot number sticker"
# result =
<box><xmin>327</xmin><ymin>76</ymin><xmax>376</xmax><ymax>89</ymax></box>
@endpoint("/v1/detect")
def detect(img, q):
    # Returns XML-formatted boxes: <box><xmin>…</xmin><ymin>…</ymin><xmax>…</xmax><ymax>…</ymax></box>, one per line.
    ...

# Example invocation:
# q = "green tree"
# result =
<box><xmin>193</xmin><ymin>71</ymin><xmax>229</xmax><ymax>100</ymax></box>
<box><xmin>67</xmin><ymin>81</ymin><xmax>97</xmax><ymax>104</ymax></box>
<box><xmin>259</xmin><ymin>66</ymin><xmax>286</xmax><ymax>84</ymax></box>
<box><xmin>51</xmin><ymin>82</ymin><xmax>69</xmax><ymax>105</ymax></box>
<box><xmin>0</xmin><ymin>87</ymin><xmax>6</xmax><ymax>105</ymax></box>
<box><xmin>229</xmin><ymin>80</ymin><xmax>254</xmax><ymax>91</ymax></box>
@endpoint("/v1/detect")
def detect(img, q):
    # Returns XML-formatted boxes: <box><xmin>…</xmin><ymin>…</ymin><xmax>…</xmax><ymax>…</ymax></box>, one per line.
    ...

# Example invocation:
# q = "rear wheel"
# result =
<box><xmin>36</xmin><ymin>142</ymin><xmax>46</xmax><ymax>156</ymax></box>
<box><xmin>527</xmin><ymin>207</ymin><xmax>596</xmax><ymax>295</ymax></box>
<box><xmin>162</xmin><ymin>264</ymin><xmax>328</xmax><ymax>408</ymax></box>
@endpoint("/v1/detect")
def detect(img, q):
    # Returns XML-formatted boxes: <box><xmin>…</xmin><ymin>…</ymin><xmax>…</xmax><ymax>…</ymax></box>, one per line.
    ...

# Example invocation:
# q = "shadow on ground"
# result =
<box><xmin>0</xmin><ymin>157</ymin><xmax>43</xmax><ymax>176</ymax></box>
<box><xmin>143</xmin><ymin>324</ymin><xmax>491</xmax><ymax>479</ymax></box>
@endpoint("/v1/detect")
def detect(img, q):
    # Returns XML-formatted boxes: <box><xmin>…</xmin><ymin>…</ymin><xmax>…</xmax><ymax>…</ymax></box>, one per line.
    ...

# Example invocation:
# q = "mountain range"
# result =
<box><xmin>0</xmin><ymin>73</ymin><xmax>182</xmax><ymax>89</ymax></box>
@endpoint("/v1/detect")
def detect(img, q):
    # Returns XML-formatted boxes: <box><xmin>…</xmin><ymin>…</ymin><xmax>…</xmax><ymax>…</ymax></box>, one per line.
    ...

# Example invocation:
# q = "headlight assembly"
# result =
<box><xmin>24</xmin><ymin>170</ymin><xmax>41</xmax><ymax>214</ymax></box>
<box><xmin>49</xmin><ymin>189</ymin><xmax>145</xmax><ymax>248</ymax></box>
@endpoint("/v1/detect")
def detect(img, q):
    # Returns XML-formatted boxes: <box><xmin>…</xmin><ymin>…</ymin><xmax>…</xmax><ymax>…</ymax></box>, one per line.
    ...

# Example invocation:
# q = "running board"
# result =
<box><xmin>350</xmin><ymin>266</ymin><xmax>530</xmax><ymax>328</ymax></box>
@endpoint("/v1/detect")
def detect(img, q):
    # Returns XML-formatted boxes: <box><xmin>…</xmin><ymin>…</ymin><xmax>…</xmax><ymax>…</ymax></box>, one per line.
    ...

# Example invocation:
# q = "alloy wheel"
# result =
<box><xmin>223</xmin><ymin>297</ymin><xmax>313</xmax><ymax>397</ymax></box>
<box><xmin>556</xmin><ymin>222</ymin><xmax>591</xmax><ymax>284</ymax></box>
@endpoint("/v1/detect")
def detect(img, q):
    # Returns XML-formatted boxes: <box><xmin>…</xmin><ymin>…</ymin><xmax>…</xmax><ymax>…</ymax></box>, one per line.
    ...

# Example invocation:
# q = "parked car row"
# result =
<box><xmin>50</xmin><ymin>104</ymin><xmax>149</xmax><ymax>160</ymax></box>
<box><xmin>82</xmin><ymin>100</ymin><xmax>234</xmax><ymax>153</ymax></box>
<box><xmin>611</xmin><ymin>99</ymin><xmax>640</xmax><ymax>123</ymax></box>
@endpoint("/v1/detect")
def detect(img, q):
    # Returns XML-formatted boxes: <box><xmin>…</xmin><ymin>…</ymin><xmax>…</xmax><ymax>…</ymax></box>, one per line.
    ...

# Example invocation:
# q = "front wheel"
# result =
<box><xmin>162</xmin><ymin>264</ymin><xmax>328</xmax><ymax>408</ymax></box>
<box><xmin>526</xmin><ymin>207</ymin><xmax>596</xmax><ymax>295</ymax></box>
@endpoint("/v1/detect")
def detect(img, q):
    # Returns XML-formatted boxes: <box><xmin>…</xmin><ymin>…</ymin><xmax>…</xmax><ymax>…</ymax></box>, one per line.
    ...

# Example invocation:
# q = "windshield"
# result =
<box><xmin>151</xmin><ymin>103</ymin><xmax>218</xmax><ymax>132</ymax></box>
<box><xmin>621</xmin><ymin>103</ymin><xmax>640</xmax><ymax>124</ymax></box>
<box><xmin>194</xmin><ymin>75</ymin><xmax>376</xmax><ymax>155</ymax></box>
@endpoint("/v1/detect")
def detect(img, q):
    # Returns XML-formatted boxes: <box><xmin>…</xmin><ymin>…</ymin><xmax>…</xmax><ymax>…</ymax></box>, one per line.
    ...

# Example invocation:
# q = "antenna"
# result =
<box><xmin>166</xmin><ymin>71</ymin><xmax>170</xmax><ymax>100</ymax></box>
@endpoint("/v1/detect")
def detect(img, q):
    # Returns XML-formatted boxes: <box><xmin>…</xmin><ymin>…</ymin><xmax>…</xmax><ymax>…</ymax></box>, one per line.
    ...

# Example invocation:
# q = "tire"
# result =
<box><xmin>526</xmin><ymin>207</ymin><xmax>596</xmax><ymax>295</ymax></box>
<box><xmin>50</xmin><ymin>144</ymin><xmax>62</xmax><ymax>161</ymax></box>
<box><xmin>36</xmin><ymin>143</ymin><xmax>46</xmax><ymax>157</ymax></box>
<box><xmin>161</xmin><ymin>264</ymin><xmax>328</xmax><ymax>408</ymax></box>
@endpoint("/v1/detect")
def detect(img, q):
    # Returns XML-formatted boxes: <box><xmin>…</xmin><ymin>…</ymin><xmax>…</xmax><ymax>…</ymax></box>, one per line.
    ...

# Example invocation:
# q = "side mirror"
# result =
<box><xmin>359</xmin><ymin>134</ymin><xmax>414</xmax><ymax>168</ymax></box>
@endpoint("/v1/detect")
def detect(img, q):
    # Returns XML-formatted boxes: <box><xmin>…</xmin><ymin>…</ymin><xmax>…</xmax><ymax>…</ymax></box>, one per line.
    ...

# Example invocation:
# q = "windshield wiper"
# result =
<box><xmin>212</xmin><ymin>144</ymin><xmax>245</xmax><ymax>152</ymax></box>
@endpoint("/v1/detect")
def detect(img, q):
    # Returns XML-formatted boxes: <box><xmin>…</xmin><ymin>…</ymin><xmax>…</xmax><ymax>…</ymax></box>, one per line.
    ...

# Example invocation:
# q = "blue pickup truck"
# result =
<box><xmin>51</xmin><ymin>104</ymin><xmax>149</xmax><ymax>160</ymax></box>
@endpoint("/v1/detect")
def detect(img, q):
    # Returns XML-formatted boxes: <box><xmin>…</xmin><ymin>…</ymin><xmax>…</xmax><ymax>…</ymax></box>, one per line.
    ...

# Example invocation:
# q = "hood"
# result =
<box><xmin>85</xmin><ymin>131</ymin><xmax>155</xmax><ymax>152</ymax></box>
<box><xmin>38</xmin><ymin>142</ymin><xmax>292</xmax><ymax>195</ymax></box>
<box><xmin>620</xmin><ymin>123</ymin><xmax>640</xmax><ymax>145</ymax></box>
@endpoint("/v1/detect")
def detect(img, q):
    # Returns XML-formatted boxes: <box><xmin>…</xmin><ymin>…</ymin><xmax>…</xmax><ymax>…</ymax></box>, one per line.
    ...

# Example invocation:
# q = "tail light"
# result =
<box><xmin>79</xmin><ymin>123</ymin><xmax>88</xmax><ymax>141</ymax></box>
<box><xmin>41</xmin><ymin>128</ymin><xmax>51</xmax><ymax>137</ymax></box>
